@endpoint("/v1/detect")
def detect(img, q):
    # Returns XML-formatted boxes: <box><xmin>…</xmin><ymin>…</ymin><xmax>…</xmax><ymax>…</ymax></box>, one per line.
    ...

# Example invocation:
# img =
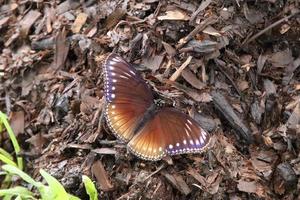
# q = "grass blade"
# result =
<box><xmin>0</xmin><ymin>186</ymin><xmax>34</xmax><ymax>199</ymax></box>
<box><xmin>0</xmin><ymin>111</ymin><xmax>23</xmax><ymax>170</ymax></box>
<box><xmin>2</xmin><ymin>165</ymin><xmax>43</xmax><ymax>189</ymax></box>
<box><xmin>39</xmin><ymin>169</ymin><xmax>69</xmax><ymax>199</ymax></box>
<box><xmin>82</xmin><ymin>175</ymin><xmax>98</xmax><ymax>200</ymax></box>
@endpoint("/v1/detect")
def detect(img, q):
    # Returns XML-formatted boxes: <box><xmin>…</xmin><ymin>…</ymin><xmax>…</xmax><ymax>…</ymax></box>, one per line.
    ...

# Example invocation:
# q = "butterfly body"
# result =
<box><xmin>103</xmin><ymin>53</ymin><xmax>211</xmax><ymax>161</ymax></box>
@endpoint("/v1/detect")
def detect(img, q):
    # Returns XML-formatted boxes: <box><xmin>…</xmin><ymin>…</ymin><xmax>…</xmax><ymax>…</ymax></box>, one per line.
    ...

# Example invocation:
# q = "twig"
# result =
<box><xmin>176</xmin><ymin>16</ymin><xmax>218</xmax><ymax>49</ymax></box>
<box><xmin>242</xmin><ymin>10</ymin><xmax>300</xmax><ymax>45</ymax></box>
<box><xmin>214</xmin><ymin>59</ymin><xmax>242</xmax><ymax>96</ymax></box>
<box><xmin>189</xmin><ymin>0</ymin><xmax>212</xmax><ymax>24</ymax></box>
<box><xmin>169</xmin><ymin>56</ymin><xmax>193</xmax><ymax>81</ymax></box>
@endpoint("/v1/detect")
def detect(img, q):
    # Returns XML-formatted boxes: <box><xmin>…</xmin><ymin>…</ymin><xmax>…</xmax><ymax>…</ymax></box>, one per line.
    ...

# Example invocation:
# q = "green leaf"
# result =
<box><xmin>0</xmin><ymin>148</ymin><xmax>14</xmax><ymax>161</ymax></box>
<box><xmin>39</xmin><ymin>169</ymin><xmax>69</xmax><ymax>200</ymax></box>
<box><xmin>0</xmin><ymin>111</ymin><xmax>23</xmax><ymax>170</ymax></box>
<box><xmin>68</xmin><ymin>194</ymin><xmax>81</xmax><ymax>200</ymax></box>
<box><xmin>3</xmin><ymin>195</ymin><xmax>12</xmax><ymax>200</ymax></box>
<box><xmin>2</xmin><ymin>165</ymin><xmax>43</xmax><ymax>189</ymax></box>
<box><xmin>0</xmin><ymin>186</ymin><xmax>34</xmax><ymax>199</ymax></box>
<box><xmin>14</xmin><ymin>196</ymin><xmax>22</xmax><ymax>200</ymax></box>
<box><xmin>82</xmin><ymin>175</ymin><xmax>98</xmax><ymax>200</ymax></box>
<box><xmin>0</xmin><ymin>154</ymin><xmax>17</xmax><ymax>167</ymax></box>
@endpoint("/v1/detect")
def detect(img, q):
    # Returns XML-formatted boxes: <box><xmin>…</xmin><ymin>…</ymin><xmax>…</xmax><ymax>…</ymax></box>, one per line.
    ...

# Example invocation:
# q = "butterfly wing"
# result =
<box><xmin>128</xmin><ymin>108</ymin><xmax>210</xmax><ymax>161</ymax></box>
<box><xmin>103</xmin><ymin>53</ymin><xmax>154</xmax><ymax>142</ymax></box>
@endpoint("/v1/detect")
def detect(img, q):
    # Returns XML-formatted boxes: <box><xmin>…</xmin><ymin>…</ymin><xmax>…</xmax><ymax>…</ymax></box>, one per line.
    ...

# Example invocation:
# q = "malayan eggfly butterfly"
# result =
<box><xmin>103</xmin><ymin>53</ymin><xmax>211</xmax><ymax>161</ymax></box>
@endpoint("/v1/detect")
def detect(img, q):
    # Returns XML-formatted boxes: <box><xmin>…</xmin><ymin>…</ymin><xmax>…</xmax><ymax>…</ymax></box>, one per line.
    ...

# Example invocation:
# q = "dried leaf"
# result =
<box><xmin>243</xmin><ymin>3</ymin><xmax>264</xmax><ymax>24</ymax></box>
<box><xmin>187</xmin><ymin>168</ymin><xmax>207</xmax><ymax>187</ymax></box>
<box><xmin>26</xmin><ymin>133</ymin><xmax>48</xmax><ymax>153</ymax></box>
<box><xmin>269</xmin><ymin>49</ymin><xmax>293</xmax><ymax>68</ymax></box>
<box><xmin>237</xmin><ymin>80</ymin><xmax>249</xmax><ymax>91</ymax></box>
<box><xmin>105</xmin><ymin>8</ymin><xmax>126</xmax><ymax>30</ymax></box>
<box><xmin>80</xmin><ymin>95</ymin><xmax>100</xmax><ymax>115</ymax></box>
<box><xmin>9</xmin><ymin>111</ymin><xmax>25</xmax><ymax>136</ymax></box>
<box><xmin>142</xmin><ymin>55</ymin><xmax>164</xmax><ymax>73</ymax></box>
<box><xmin>92</xmin><ymin>160</ymin><xmax>114</xmax><ymax>191</ymax></box>
<box><xmin>286</xmin><ymin>103</ymin><xmax>300</xmax><ymax>132</ymax></box>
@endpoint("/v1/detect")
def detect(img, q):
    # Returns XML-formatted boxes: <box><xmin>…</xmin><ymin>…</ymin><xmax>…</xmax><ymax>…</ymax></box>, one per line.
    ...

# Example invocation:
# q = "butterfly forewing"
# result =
<box><xmin>104</xmin><ymin>53</ymin><xmax>154</xmax><ymax>142</ymax></box>
<box><xmin>128</xmin><ymin>108</ymin><xmax>210</xmax><ymax>160</ymax></box>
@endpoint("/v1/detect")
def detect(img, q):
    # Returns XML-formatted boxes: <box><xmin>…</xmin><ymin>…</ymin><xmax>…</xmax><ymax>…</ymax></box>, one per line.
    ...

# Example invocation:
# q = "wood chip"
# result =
<box><xmin>211</xmin><ymin>90</ymin><xmax>253</xmax><ymax>143</ymax></box>
<box><xmin>162</xmin><ymin>41</ymin><xmax>176</xmax><ymax>57</ymax></box>
<box><xmin>91</xmin><ymin>160</ymin><xmax>114</xmax><ymax>191</ymax></box>
<box><xmin>187</xmin><ymin>168</ymin><xmax>207</xmax><ymax>187</ymax></box>
<box><xmin>19</xmin><ymin>10</ymin><xmax>41</xmax><ymax>36</ymax></box>
<box><xmin>237</xmin><ymin>180</ymin><xmax>257</xmax><ymax>193</ymax></box>
<box><xmin>71</xmin><ymin>13</ymin><xmax>88</xmax><ymax>33</ymax></box>
<box><xmin>162</xmin><ymin>172</ymin><xmax>191</xmax><ymax>195</ymax></box>
<box><xmin>181</xmin><ymin>68</ymin><xmax>205</xmax><ymax>90</ymax></box>
<box><xmin>51</xmin><ymin>28</ymin><xmax>69</xmax><ymax>72</ymax></box>
<box><xmin>158</xmin><ymin>10</ymin><xmax>190</xmax><ymax>21</ymax></box>
<box><xmin>92</xmin><ymin>148</ymin><xmax>117</xmax><ymax>155</ymax></box>
<box><xmin>0</xmin><ymin>16</ymin><xmax>10</xmax><ymax>29</ymax></box>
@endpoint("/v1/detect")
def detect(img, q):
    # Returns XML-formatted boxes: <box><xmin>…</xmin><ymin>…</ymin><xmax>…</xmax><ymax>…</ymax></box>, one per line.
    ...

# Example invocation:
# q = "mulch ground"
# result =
<box><xmin>1</xmin><ymin>0</ymin><xmax>300</xmax><ymax>199</ymax></box>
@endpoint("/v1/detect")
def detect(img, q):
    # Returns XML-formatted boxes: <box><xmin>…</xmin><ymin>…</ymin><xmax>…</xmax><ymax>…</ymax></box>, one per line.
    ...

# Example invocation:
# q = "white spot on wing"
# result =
<box><xmin>120</xmin><ymin>75</ymin><xmax>129</xmax><ymax>79</ymax></box>
<box><xmin>186</xmin><ymin>124</ymin><xmax>192</xmax><ymax>131</ymax></box>
<box><xmin>169</xmin><ymin>144</ymin><xmax>173</xmax><ymax>149</ymax></box>
<box><xmin>185</xmin><ymin>128</ymin><xmax>191</xmax><ymax>137</ymax></box>
<box><xmin>200</xmin><ymin>137</ymin><xmax>204</xmax><ymax>144</ymax></box>
<box><xmin>109</xmin><ymin>61</ymin><xmax>117</xmax><ymax>65</ymax></box>
<box><xmin>112</xmin><ymin>79</ymin><xmax>117</xmax><ymax>83</ymax></box>
<box><xmin>183</xmin><ymin>140</ymin><xmax>187</xmax><ymax>145</ymax></box>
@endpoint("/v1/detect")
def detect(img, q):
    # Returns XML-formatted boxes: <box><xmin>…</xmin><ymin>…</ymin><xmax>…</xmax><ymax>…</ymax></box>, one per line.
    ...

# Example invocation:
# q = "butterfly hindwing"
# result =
<box><xmin>127</xmin><ymin>108</ymin><xmax>210</xmax><ymax>161</ymax></box>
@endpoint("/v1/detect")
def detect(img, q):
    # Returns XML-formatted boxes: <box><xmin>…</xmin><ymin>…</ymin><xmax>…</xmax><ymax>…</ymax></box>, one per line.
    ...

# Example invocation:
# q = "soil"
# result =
<box><xmin>1</xmin><ymin>0</ymin><xmax>300</xmax><ymax>199</ymax></box>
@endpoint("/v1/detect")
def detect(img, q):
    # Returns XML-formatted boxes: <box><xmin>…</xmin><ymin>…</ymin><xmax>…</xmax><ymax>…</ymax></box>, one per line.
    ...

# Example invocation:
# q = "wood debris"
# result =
<box><xmin>1</xmin><ymin>0</ymin><xmax>300</xmax><ymax>199</ymax></box>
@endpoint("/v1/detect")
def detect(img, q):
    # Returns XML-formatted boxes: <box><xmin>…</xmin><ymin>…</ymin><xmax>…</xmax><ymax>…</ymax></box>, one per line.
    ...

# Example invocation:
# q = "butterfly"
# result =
<box><xmin>103</xmin><ymin>53</ymin><xmax>211</xmax><ymax>161</ymax></box>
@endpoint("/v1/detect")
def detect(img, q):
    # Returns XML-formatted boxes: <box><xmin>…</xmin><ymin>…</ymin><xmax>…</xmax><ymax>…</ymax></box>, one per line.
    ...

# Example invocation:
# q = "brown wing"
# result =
<box><xmin>103</xmin><ymin>53</ymin><xmax>154</xmax><ymax>142</ymax></box>
<box><xmin>127</xmin><ymin>108</ymin><xmax>210</xmax><ymax>161</ymax></box>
